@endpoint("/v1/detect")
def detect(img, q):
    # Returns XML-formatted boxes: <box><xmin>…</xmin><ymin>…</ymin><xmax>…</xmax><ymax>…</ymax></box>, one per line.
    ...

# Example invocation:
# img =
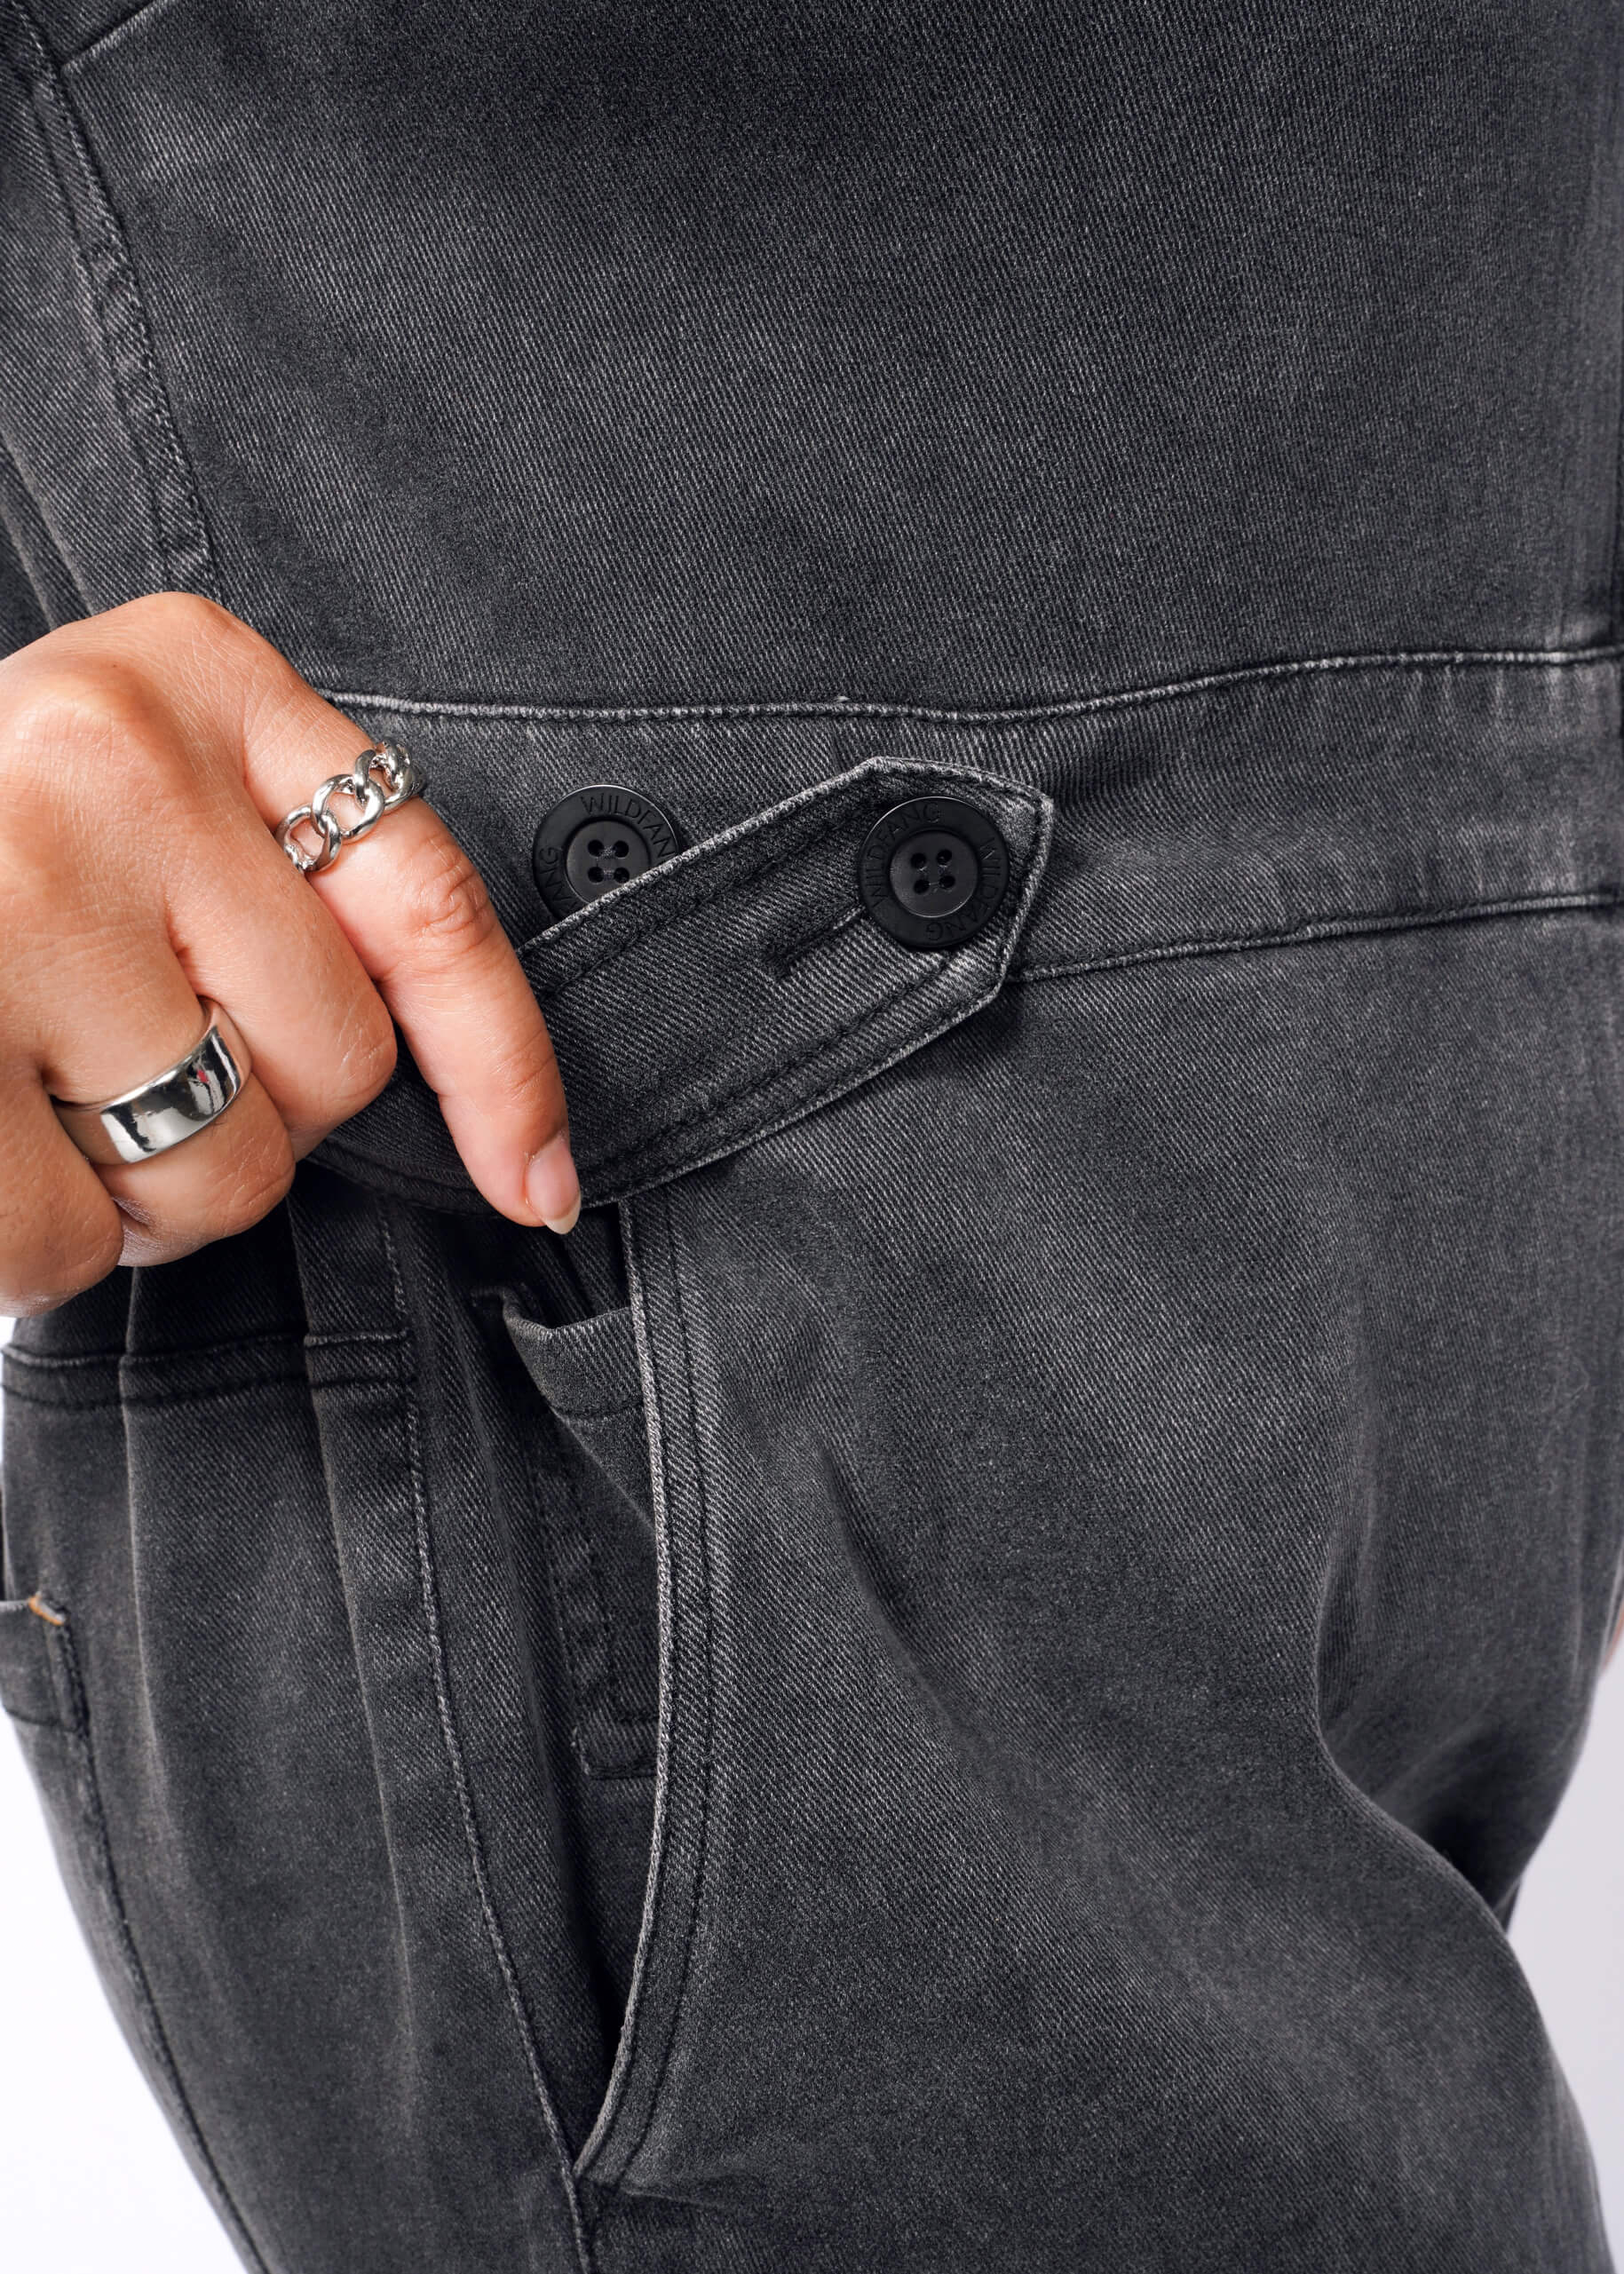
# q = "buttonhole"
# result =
<box><xmin>761</xmin><ymin>905</ymin><xmax>864</xmax><ymax>982</ymax></box>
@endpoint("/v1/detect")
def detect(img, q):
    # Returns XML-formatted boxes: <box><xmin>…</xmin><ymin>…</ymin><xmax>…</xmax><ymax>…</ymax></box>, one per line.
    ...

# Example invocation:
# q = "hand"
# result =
<box><xmin>0</xmin><ymin>592</ymin><xmax>579</xmax><ymax>1314</ymax></box>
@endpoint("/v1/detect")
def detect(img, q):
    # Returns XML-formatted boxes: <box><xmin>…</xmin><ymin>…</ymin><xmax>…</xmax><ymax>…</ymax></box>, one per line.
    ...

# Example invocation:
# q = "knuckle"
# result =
<box><xmin>123</xmin><ymin>590</ymin><xmax>234</xmax><ymax>648</ymax></box>
<box><xmin>125</xmin><ymin>592</ymin><xmax>270</xmax><ymax>701</ymax></box>
<box><xmin>395</xmin><ymin>836</ymin><xmax>501</xmax><ymax>965</ymax></box>
<box><xmin>0</xmin><ymin>661</ymin><xmax>168</xmax><ymax>786</ymax></box>
<box><xmin>485</xmin><ymin>1028</ymin><xmax>566</xmax><ymax>1130</ymax></box>
<box><xmin>323</xmin><ymin>997</ymin><xmax>398</xmax><ymax>1119</ymax></box>
<box><xmin>210</xmin><ymin>1137</ymin><xmax>296</xmax><ymax>1237</ymax></box>
<box><xmin>0</xmin><ymin>595</ymin><xmax>257</xmax><ymax>798</ymax></box>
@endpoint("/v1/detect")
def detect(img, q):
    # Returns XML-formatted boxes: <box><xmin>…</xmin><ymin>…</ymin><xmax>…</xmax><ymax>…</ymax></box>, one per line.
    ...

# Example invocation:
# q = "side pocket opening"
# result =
<box><xmin>490</xmin><ymin>1292</ymin><xmax>658</xmax><ymax>1780</ymax></box>
<box><xmin>460</xmin><ymin>1251</ymin><xmax>661</xmax><ymax>2135</ymax></box>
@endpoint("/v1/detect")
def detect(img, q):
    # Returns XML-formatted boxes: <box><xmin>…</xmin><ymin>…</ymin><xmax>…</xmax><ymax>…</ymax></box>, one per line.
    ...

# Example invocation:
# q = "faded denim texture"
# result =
<box><xmin>3</xmin><ymin>3</ymin><xmax>1624</xmax><ymax>2268</ymax></box>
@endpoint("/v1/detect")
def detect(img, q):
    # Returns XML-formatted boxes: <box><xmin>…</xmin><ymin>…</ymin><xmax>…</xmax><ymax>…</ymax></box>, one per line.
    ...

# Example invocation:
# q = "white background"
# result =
<box><xmin>0</xmin><ymin>1322</ymin><xmax>1620</xmax><ymax>2266</ymax></box>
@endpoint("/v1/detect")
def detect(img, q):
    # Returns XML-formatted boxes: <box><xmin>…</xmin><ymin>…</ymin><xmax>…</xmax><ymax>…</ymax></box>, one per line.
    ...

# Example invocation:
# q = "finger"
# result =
<box><xmin>1</xmin><ymin>601</ymin><xmax>399</xmax><ymax>1162</ymax></box>
<box><xmin>312</xmin><ymin>804</ymin><xmax>579</xmax><ymax>1230</ymax></box>
<box><xmin>98</xmin><ymin>1072</ymin><xmax>296</xmax><ymax>1267</ymax></box>
<box><xmin>73</xmin><ymin>598</ymin><xmax>579</xmax><ymax>1231</ymax></box>
<box><xmin>221</xmin><ymin>642</ymin><xmax>579</xmax><ymax>1230</ymax></box>
<box><xmin>0</xmin><ymin>1076</ymin><xmax>123</xmax><ymax>1314</ymax></box>
<box><xmin>31</xmin><ymin>951</ymin><xmax>297</xmax><ymax>1266</ymax></box>
<box><xmin>158</xmin><ymin>791</ymin><xmax>400</xmax><ymax>1159</ymax></box>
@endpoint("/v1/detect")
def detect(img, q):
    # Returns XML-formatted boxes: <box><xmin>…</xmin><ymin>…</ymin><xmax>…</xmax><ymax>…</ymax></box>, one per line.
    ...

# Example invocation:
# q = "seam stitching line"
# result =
<box><xmin>313</xmin><ymin>876</ymin><xmax>1598</xmax><ymax>1208</ymax></box>
<box><xmin>381</xmin><ymin>1206</ymin><xmax>591</xmax><ymax>2273</ymax></box>
<box><xmin>319</xmin><ymin>640</ymin><xmax>1624</xmax><ymax>731</ymax></box>
<box><xmin>0</xmin><ymin>1378</ymin><xmax>345</xmax><ymax>1410</ymax></box>
<box><xmin>548</xmin><ymin>1397</ymin><xmax>647</xmax><ymax>1422</ymax></box>
<box><xmin>579</xmin><ymin>800</ymin><xmax>1051</xmax><ymax>1184</ymax></box>
<box><xmin>57</xmin><ymin>0</ymin><xmax>175</xmax><ymax>69</ymax></box>
<box><xmin>521</xmin><ymin>1409</ymin><xmax>625</xmax><ymax>1771</ymax></box>
<box><xmin>614</xmin><ymin>1185</ymin><xmax>717</xmax><ymax>2191</ymax></box>
<box><xmin>467</xmin><ymin>1292</ymin><xmax>654</xmax><ymax>1742</ymax></box>
<box><xmin>0</xmin><ymin>1388</ymin><xmax>125</xmax><ymax>1409</ymax></box>
<box><xmin>1012</xmin><ymin>886</ymin><xmax>1622</xmax><ymax>985</ymax></box>
<box><xmin>536</xmin><ymin>809</ymin><xmax>862</xmax><ymax>994</ymax></box>
<box><xmin>308</xmin><ymin>1137</ymin><xmax>475</xmax><ymax>1204</ymax></box>
<box><xmin>572</xmin><ymin>1195</ymin><xmax>685</xmax><ymax>2197</ymax></box>
<box><xmin>4</xmin><ymin>1326</ymin><xmax>322</xmax><ymax>1372</ymax></box>
<box><xmin>590</xmin><ymin>952</ymin><xmax>1023</xmax><ymax>1208</ymax></box>
<box><xmin>0</xmin><ymin>21</ymin><xmax>159</xmax><ymax>572</ymax></box>
<box><xmin>0</xmin><ymin>427</ymin><xmax>87</xmax><ymax>616</ymax></box>
<box><xmin>1612</xmin><ymin>157</ymin><xmax>1624</xmax><ymax>647</ymax></box>
<box><xmin>515</xmin><ymin>1387</ymin><xmax>654</xmax><ymax>1769</ymax></box>
<box><xmin>2</xmin><ymin>0</ymin><xmax>218</xmax><ymax>595</ymax></box>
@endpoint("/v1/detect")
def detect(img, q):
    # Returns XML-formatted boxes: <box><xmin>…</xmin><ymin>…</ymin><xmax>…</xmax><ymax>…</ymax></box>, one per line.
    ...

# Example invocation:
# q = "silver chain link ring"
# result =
<box><xmin>274</xmin><ymin>741</ymin><xmax>424</xmax><ymax>876</ymax></box>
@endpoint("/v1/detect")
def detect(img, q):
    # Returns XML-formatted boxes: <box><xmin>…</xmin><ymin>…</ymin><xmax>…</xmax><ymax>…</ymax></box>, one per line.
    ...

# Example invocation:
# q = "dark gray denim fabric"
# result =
<box><xmin>3</xmin><ymin>4</ymin><xmax>1624</xmax><ymax>2268</ymax></box>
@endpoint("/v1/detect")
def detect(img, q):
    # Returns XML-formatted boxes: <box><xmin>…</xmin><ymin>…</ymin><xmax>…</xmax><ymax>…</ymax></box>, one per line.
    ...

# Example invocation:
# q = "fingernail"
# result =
<box><xmin>526</xmin><ymin>1131</ymin><xmax>581</xmax><ymax>1234</ymax></box>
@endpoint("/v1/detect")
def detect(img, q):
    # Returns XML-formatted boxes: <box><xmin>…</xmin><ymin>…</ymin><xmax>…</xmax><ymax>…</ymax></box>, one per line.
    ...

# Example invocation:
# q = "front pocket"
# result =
<box><xmin>495</xmin><ymin>1295</ymin><xmax>657</xmax><ymax>1779</ymax></box>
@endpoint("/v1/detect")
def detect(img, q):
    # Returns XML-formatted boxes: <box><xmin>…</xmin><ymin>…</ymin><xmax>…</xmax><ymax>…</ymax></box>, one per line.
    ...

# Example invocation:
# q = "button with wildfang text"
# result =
<box><xmin>532</xmin><ymin>785</ymin><xmax>684</xmax><ymax>917</ymax></box>
<box><xmin>856</xmin><ymin>795</ymin><xmax>1011</xmax><ymax>950</ymax></box>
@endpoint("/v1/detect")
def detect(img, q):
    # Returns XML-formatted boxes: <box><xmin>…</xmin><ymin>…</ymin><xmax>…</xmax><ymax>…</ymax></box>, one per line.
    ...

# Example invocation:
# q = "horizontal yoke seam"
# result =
<box><xmin>1013</xmin><ymin>885</ymin><xmax>1621</xmax><ymax>986</ymax></box>
<box><xmin>0</xmin><ymin>1372</ymin><xmax>417</xmax><ymax>1408</ymax></box>
<box><xmin>1</xmin><ymin>1359</ymin><xmax>413</xmax><ymax>1401</ymax></box>
<box><xmin>0</xmin><ymin>1380</ymin><xmax>298</xmax><ymax>1410</ymax></box>
<box><xmin>1</xmin><ymin>1326</ymin><xmax>404</xmax><ymax>1371</ymax></box>
<box><xmin>317</xmin><ymin>639</ymin><xmax>1624</xmax><ymax>731</ymax></box>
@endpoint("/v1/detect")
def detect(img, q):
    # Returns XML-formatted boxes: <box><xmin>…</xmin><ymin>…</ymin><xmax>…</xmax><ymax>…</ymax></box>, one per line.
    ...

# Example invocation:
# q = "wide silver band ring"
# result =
<box><xmin>50</xmin><ymin>1002</ymin><xmax>250</xmax><ymax>1167</ymax></box>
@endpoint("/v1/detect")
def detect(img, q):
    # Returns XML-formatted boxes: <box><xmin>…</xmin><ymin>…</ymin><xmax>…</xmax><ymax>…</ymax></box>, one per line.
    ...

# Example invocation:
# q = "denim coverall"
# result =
<box><xmin>1</xmin><ymin>4</ymin><xmax>1621</xmax><ymax>2268</ymax></box>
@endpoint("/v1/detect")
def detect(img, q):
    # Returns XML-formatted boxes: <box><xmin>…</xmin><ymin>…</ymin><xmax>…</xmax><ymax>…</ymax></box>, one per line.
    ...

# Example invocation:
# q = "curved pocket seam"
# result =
<box><xmin>595</xmin><ymin>1185</ymin><xmax>717</xmax><ymax>2187</ymax></box>
<box><xmin>573</xmin><ymin>1187</ymin><xmax>717</xmax><ymax>2189</ymax></box>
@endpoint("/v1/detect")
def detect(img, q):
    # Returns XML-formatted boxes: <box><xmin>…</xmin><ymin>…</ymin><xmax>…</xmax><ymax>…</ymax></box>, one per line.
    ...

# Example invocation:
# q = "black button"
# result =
<box><xmin>887</xmin><ymin>827</ymin><xmax>978</xmax><ymax>919</ymax></box>
<box><xmin>857</xmin><ymin>796</ymin><xmax>1011</xmax><ymax>950</ymax></box>
<box><xmin>532</xmin><ymin>786</ymin><xmax>684</xmax><ymax>917</ymax></box>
